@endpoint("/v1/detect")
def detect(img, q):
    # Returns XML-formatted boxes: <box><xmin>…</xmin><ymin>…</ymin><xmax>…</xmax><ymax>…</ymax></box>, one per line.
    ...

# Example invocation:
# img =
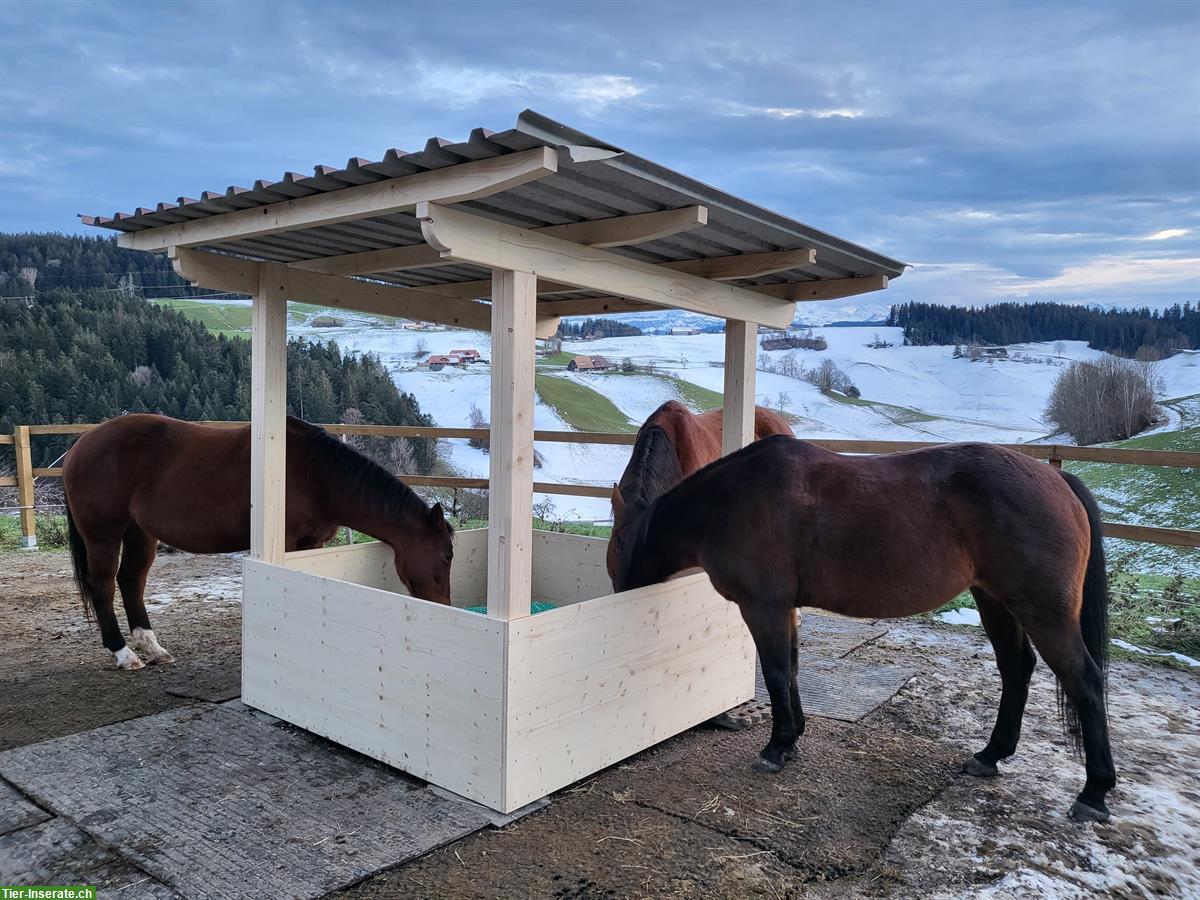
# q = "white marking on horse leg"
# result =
<box><xmin>114</xmin><ymin>645</ymin><xmax>145</xmax><ymax>670</ymax></box>
<box><xmin>130</xmin><ymin>627</ymin><xmax>175</xmax><ymax>664</ymax></box>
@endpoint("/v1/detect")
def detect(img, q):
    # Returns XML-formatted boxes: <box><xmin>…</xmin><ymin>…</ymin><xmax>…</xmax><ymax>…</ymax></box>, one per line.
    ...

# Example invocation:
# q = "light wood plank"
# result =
<box><xmin>504</xmin><ymin>573</ymin><xmax>755</xmax><ymax>810</ymax></box>
<box><xmin>418</xmin><ymin>203</ymin><xmax>796</xmax><ymax>328</ymax></box>
<box><xmin>293</xmin><ymin>243</ymin><xmax>445</xmax><ymax>277</ymax></box>
<box><xmin>172</xmin><ymin>247</ymin><xmax>558</xmax><ymax>337</ymax></box>
<box><xmin>14</xmin><ymin>425</ymin><xmax>36</xmax><ymax>547</ymax></box>
<box><xmin>1102</xmin><ymin>523</ymin><xmax>1200</xmax><ymax>548</ymax></box>
<box><xmin>531</xmin><ymin>531</ymin><xmax>613</xmax><ymax>606</ymax></box>
<box><xmin>753</xmin><ymin>274</ymin><xmax>888</xmax><ymax>302</ymax></box>
<box><xmin>294</xmin><ymin>206</ymin><xmax>708</xmax><ymax>277</ymax></box>
<box><xmin>118</xmin><ymin>147</ymin><xmax>559</xmax><ymax>252</ymax></box>
<box><xmin>281</xmin><ymin>527</ymin><xmax>490</xmax><ymax>603</ymax></box>
<box><xmin>722</xmin><ymin>321</ymin><xmax>757</xmax><ymax>455</ymax></box>
<box><xmin>487</xmin><ymin>269</ymin><xmax>538</xmax><ymax>620</ymax></box>
<box><xmin>414</xmin><ymin>247</ymin><xmax>816</xmax><ymax>305</ymax></box>
<box><xmin>250</xmin><ymin>264</ymin><xmax>288</xmax><ymax>564</ymax></box>
<box><xmin>1057</xmin><ymin>445</ymin><xmax>1200</xmax><ymax>468</ymax></box>
<box><xmin>241</xmin><ymin>560</ymin><xmax>506</xmax><ymax>808</ymax></box>
<box><xmin>171</xmin><ymin>247</ymin><xmax>492</xmax><ymax>331</ymax></box>
<box><xmin>539</xmin><ymin>205</ymin><xmax>707</xmax><ymax>248</ymax></box>
<box><xmin>662</xmin><ymin>248</ymin><xmax>816</xmax><ymax>280</ymax></box>
<box><xmin>536</xmin><ymin>297</ymin><xmax>659</xmax><ymax>317</ymax></box>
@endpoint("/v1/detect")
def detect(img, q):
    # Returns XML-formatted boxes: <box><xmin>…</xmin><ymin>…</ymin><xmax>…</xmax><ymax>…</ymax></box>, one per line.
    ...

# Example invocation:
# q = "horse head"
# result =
<box><xmin>393</xmin><ymin>502</ymin><xmax>455</xmax><ymax>605</ymax></box>
<box><xmin>610</xmin><ymin>492</ymin><xmax>657</xmax><ymax>594</ymax></box>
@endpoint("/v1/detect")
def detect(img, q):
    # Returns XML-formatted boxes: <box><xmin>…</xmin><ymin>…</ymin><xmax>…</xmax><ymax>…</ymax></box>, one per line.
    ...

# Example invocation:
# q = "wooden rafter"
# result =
<box><xmin>661</xmin><ymin>248</ymin><xmax>815</xmax><ymax>280</ymax></box>
<box><xmin>412</xmin><ymin>246</ymin><xmax>820</xmax><ymax>302</ymax></box>
<box><xmin>170</xmin><ymin>247</ymin><xmax>560</xmax><ymax>338</ymax></box>
<box><xmin>752</xmin><ymin>274</ymin><xmax>889</xmax><ymax>302</ymax></box>
<box><xmin>416</xmin><ymin>203</ymin><xmax>798</xmax><ymax>327</ymax></box>
<box><xmin>118</xmin><ymin>147</ymin><xmax>559</xmax><ymax>252</ymax></box>
<box><xmin>292</xmin><ymin>206</ymin><xmax>709</xmax><ymax>277</ymax></box>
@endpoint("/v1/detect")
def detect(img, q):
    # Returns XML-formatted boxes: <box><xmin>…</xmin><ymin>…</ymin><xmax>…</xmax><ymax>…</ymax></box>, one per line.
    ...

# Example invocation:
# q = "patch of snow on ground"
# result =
<box><xmin>937</xmin><ymin>607</ymin><xmax>982</xmax><ymax>626</ymax></box>
<box><xmin>1110</xmin><ymin>638</ymin><xmax>1200</xmax><ymax>668</ymax></box>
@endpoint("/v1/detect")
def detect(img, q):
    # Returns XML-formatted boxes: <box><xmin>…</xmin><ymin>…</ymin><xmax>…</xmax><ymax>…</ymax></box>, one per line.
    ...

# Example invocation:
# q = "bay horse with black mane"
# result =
<box><xmin>606</xmin><ymin>400</ymin><xmax>792</xmax><ymax>583</ymax></box>
<box><xmin>614</xmin><ymin>435</ymin><xmax>1115</xmax><ymax>823</ymax></box>
<box><xmin>63</xmin><ymin>414</ymin><xmax>454</xmax><ymax>670</ymax></box>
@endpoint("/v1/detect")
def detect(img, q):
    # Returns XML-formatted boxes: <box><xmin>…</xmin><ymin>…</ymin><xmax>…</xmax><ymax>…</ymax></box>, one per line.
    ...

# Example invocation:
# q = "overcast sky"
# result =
<box><xmin>2</xmin><ymin>0</ymin><xmax>1197</xmax><ymax>309</ymax></box>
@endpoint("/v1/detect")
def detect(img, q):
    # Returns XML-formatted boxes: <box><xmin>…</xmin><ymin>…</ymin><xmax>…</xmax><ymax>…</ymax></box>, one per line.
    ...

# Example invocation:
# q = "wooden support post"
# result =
<box><xmin>14</xmin><ymin>426</ymin><xmax>36</xmax><ymax>549</ymax></box>
<box><xmin>250</xmin><ymin>263</ymin><xmax>288</xmax><ymax>564</ymax></box>
<box><xmin>722</xmin><ymin>321</ymin><xmax>757</xmax><ymax>456</ymax></box>
<box><xmin>487</xmin><ymin>268</ymin><xmax>537</xmax><ymax>620</ymax></box>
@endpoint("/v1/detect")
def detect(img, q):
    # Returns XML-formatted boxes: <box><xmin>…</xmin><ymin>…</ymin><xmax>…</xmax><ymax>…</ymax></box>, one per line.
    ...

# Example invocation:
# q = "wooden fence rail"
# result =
<box><xmin>4</xmin><ymin>422</ymin><xmax>1197</xmax><ymax>550</ymax></box>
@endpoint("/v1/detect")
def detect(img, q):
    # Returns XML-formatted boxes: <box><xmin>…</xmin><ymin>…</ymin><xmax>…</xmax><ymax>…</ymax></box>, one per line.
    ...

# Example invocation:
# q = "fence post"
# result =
<box><xmin>1049</xmin><ymin>445</ymin><xmax>1063</xmax><ymax>470</ymax></box>
<box><xmin>13</xmin><ymin>425</ymin><xmax>36</xmax><ymax>550</ymax></box>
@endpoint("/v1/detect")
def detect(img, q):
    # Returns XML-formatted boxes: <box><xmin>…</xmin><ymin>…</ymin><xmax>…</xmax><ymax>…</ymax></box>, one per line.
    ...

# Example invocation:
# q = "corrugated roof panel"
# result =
<box><xmin>82</xmin><ymin>110</ymin><xmax>906</xmax><ymax>290</ymax></box>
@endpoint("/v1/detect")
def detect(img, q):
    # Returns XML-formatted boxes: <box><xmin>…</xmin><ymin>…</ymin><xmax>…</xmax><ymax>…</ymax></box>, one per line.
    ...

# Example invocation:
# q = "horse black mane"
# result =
<box><xmin>292</xmin><ymin>417</ymin><xmax>449</xmax><ymax>531</ymax></box>
<box><xmin>617</xmin><ymin>425</ymin><xmax>685</xmax><ymax>509</ymax></box>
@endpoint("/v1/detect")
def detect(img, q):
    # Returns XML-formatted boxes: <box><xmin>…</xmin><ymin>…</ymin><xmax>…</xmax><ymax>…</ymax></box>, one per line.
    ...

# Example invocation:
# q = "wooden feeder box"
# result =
<box><xmin>84</xmin><ymin>111</ymin><xmax>904</xmax><ymax>811</ymax></box>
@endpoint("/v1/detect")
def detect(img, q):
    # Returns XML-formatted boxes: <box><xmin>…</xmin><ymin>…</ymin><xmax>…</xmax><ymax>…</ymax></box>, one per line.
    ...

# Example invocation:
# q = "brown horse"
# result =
<box><xmin>63</xmin><ymin>414</ymin><xmax>454</xmax><ymax>670</ymax></box>
<box><xmin>613</xmin><ymin>435</ymin><xmax>1115</xmax><ymax>823</ymax></box>
<box><xmin>606</xmin><ymin>400</ymin><xmax>792</xmax><ymax>582</ymax></box>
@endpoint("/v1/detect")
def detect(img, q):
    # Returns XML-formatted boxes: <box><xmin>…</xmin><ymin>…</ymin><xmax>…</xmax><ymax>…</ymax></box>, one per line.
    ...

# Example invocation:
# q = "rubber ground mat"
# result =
<box><xmin>0</xmin><ymin>817</ymin><xmax>179</xmax><ymax>898</ymax></box>
<box><xmin>0</xmin><ymin>703</ymin><xmax>495</xmax><ymax>899</ymax></box>
<box><xmin>0</xmin><ymin>778</ymin><xmax>49</xmax><ymax>836</ymax></box>
<box><xmin>757</xmin><ymin>655</ymin><xmax>918</xmax><ymax>721</ymax></box>
<box><xmin>797</xmin><ymin>612</ymin><xmax>889</xmax><ymax>658</ymax></box>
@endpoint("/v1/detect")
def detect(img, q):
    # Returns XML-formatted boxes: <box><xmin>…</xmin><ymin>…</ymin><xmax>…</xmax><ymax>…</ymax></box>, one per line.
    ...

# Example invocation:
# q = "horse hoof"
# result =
<box><xmin>752</xmin><ymin>757</ymin><xmax>784</xmax><ymax>775</ymax></box>
<box><xmin>1069</xmin><ymin>800</ymin><xmax>1110</xmax><ymax>824</ymax></box>
<box><xmin>962</xmin><ymin>756</ymin><xmax>998</xmax><ymax>778</ymax></box>
<box><xmin>130</xmin><ymin>628</ymin><xmax>172</xmax><ymax>664</ymax></box>
<box><xmin>114</xmin><ymin>647</ymin><xmax>145</xmax><ymax>671</ymax></box>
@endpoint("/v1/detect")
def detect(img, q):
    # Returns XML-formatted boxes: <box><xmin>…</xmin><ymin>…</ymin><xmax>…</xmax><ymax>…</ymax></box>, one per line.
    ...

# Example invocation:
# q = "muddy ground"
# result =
<box><xmin>1</xmin><ymin>549</ymin><xmax>1197</xmax><ymax>898</ymax></box>
<box><xmin>0</xmin><ymin>549</ymin><xmax>242</xmax><ymax>751</ymax></box>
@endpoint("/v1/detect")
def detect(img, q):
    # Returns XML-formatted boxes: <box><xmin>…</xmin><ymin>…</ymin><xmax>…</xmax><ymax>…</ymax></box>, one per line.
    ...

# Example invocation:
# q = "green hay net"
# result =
<box><xmin>464</xmin><ymin>601</ymin><xmax>557</xmax><ymax>615</ymax></box>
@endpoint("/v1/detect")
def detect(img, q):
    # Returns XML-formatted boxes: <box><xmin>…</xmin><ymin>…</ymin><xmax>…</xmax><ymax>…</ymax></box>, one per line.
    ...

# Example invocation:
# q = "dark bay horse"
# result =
<box><xmin>614</xmin><ymin>435</ymin><xmax>1115</xmax><ymax>823</ymax></box>
<box><xmin>63</xmin><ymin>414</ymin><xmax>454</xmax><ymax>670</ymax></box>
<box><xmin>607</xmin><ymin>400</ymin><xmax>792</xmax><ymax>582</ymax></box>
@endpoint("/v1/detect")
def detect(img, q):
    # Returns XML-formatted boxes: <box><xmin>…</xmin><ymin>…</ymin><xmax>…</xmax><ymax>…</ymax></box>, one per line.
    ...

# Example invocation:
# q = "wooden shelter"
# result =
<box><xmin>85</xmin><ymin>110</ymin><xmax>905</xmax><ymax>812</ymax></box>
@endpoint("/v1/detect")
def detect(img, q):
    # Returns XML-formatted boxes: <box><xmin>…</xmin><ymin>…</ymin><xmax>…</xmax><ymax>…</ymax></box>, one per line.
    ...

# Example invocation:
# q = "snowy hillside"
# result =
<box><xmin>300</xmin><ymin>320</ymin><xmax>1200</xmax><ymax>531</ymax></box>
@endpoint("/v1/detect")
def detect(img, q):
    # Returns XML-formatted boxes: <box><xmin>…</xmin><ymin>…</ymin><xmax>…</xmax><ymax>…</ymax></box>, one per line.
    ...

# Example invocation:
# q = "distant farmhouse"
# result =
<box><xmin>670</xmin><ymin>325</ymin><xmax>702</xmax><ymax>336</ymax></box>
<box><xmin>448</xmin><ymin>348</ymin><xmax>482</xmax><ymax>364</ymax></box>
<box><xmin>567</xmin><ymin>355</ymin><xmax>615</xmax><ymax>372</ymax></box>
<box><xmin>957</xmin><ymin>344</ymin><xmax>1010</xmax><ymax>361</ymax></box>
<box><xmin>419</xmin><ymin>355</ymin><xmax>456</xmax><ymax>371</ymax></box>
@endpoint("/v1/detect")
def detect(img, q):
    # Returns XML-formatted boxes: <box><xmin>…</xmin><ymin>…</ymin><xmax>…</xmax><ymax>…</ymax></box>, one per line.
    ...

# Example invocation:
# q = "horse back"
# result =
<box><xmin>678</xmin><ymin>438</ymin><xmax>1090</xmax><ymax>617</ymax></box>
<box><xmin>644</xmin><ymin>400</ymin><xmax>793</xmax><ymax>477</ymax></box>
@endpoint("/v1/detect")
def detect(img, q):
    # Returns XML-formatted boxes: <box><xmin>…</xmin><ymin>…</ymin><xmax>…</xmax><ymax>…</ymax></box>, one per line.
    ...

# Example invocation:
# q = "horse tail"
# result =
<box><xmin>64</xmin><ymin>493</ymin><xmax>96</xmax><ymax>621</ymax></box>
<box><xmin>1058</xmin><ymin>469</ymin><xmax>1109</xmax><ymax>748</ymax></box>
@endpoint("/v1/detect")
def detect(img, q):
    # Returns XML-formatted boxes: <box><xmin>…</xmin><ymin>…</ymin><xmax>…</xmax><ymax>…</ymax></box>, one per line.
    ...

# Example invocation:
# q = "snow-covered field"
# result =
<box><xmin>297</xmin><ymin>321</ymin><xmax>1200</xmax><ymax>525</ymax></box>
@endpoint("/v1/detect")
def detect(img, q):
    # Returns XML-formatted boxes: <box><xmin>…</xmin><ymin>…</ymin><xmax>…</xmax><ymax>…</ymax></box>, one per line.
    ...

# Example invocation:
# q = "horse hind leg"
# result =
<box><xmin>118</xmin><ymin>523</ymin><xmax>173</xmax><ymax>665</ymax></box>
<box><xmin>84</xmin><ymin>535</ymin><xmax>143</xmax><ymax>670</ymax></box>
<box><xmin>964</xmin><ymin>589</ymin><xmax>1037</xmax><ymax>777</ymax></box>
<box><xmin>789</xmin><ymin>610</ymin><xmax>806</xmax><ymax>738</ymax></box>
<box><xmin>1022</xmin><ymin>613</ymin><xmax>1115</xmax><ymax>823</ymax></box>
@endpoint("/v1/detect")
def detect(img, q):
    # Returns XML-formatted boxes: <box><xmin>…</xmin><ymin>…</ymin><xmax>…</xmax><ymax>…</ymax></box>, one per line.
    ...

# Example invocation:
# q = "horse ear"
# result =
<box><xmin>610</xmin><ymin>485</ymin><xmax>624</xmax><ymax>515</ymax></box>
<box><xmin>430</xmin><ymin>502</ymin><xmax>445</xmax><ymax>523</ymax></box>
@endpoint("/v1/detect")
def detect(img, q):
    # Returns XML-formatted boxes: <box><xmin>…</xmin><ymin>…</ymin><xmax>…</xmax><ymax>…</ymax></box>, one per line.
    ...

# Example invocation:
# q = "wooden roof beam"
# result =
<box><xmin>292</xmin><ymin>206</ymin><xmax>709</xmax><ymax>277</ymax></box>
<box><xmin>169</xmin><ymin>248</ymin><xmax>559</xmax><ymax>337</ymax></box>
<box><xmin>535</xmin><ymin>297</ymin><xmax>659</xmax><ymax>317</ymax></box>
<box><xmin>418</xmin><ymin>202</ymin><xmax>796</xmax><ymax>328</ymax></box>
<box><xmin>119</xmin><ymin>147</ymin><xmax>559</xmax><ymax>253</ymax></box>
<box><xmin>411</xmin><ymin>246</ymin><xmax>820</xmax><ymax>302</ymax></box>
<box><xmin>752</xmin><ymin>274</ymin><xmax>888</xmax><ymax>302</ymax></box>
